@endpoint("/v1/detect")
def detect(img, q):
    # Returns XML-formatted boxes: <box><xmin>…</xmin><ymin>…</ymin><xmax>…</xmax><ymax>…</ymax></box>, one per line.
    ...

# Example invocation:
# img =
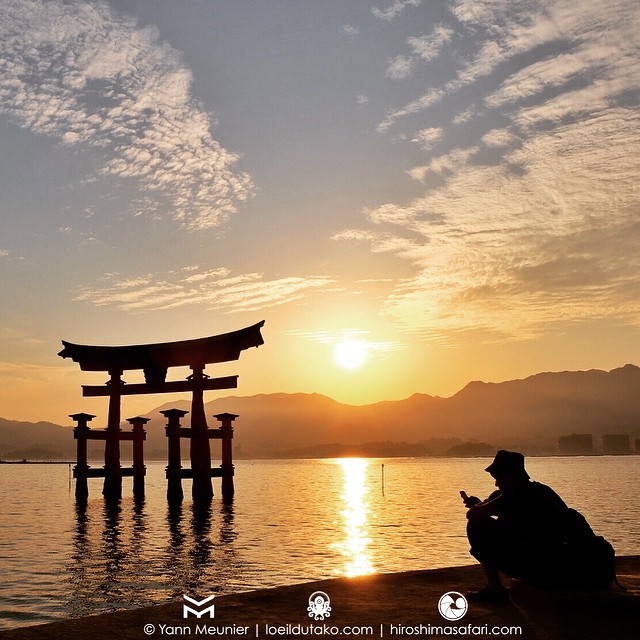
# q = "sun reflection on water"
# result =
<box><xmin>332</xmin><ymin>458</ymin><xmax>375</xmax><ymax>577</ymax></box>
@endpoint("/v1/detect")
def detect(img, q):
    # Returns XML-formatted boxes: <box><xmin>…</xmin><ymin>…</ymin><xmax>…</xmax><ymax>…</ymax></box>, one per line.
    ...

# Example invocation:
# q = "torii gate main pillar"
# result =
<box><xmin>103</xmin><ymin>369</ymin><xmax>124</xmax><ymax>499</ymax></box>
<box><xmin>189</xmin><ymin>366</ymin><xmax>213</xmax><ymax>500</ymax></box>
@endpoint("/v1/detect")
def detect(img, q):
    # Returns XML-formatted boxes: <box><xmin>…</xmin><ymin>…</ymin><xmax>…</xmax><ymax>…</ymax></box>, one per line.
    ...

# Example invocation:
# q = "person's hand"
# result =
<box><xmin>466</xmin><ymin>503</ymin><xmax>489</xmax><ymax>521</ymax></box>
<box><xmin>463</xmin><ymin>495</ymin><xmax>481</xmax><ymax>508</ymax></box>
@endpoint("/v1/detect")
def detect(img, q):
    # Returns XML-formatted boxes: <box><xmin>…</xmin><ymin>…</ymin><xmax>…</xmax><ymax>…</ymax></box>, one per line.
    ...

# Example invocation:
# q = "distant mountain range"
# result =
<box><xmin>2</xmin><ymin>365</ymin><xmax>640</xmax><ymax>460</ymax></box>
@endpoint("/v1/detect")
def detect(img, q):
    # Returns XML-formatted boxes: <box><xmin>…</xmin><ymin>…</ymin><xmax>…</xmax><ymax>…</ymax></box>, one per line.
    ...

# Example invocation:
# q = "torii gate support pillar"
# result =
<box><xmin>163</xmin><ymin>408</ymin><xmax>187</xmax><ymax>502</ymax></box>
<box><xmin>128</xmin><ymin>416</ymin><xmax>149</xmax><ymax>498</ymax></box>
<box><xmin>214</xmin><ymin>412</ymin><xmax>238</xmax><ymax>501</ymax></box>
<box><xmin>72</xmin><ymin>412</ymin><xmax>96</xmax><ymax>501</ymax></box>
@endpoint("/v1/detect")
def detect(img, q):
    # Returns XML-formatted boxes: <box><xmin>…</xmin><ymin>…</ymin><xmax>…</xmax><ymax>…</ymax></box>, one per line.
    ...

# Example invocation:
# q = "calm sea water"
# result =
<box><xmin>0</xmin><ymin>456</ymin><xmax>638</xmax><ymax>629</ymax></box>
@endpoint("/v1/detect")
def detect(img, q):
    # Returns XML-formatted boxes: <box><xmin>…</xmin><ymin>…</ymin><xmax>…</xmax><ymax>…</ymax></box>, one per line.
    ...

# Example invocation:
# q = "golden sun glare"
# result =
<box><xmin>334</xmin><ymin>339</ymin><xmax>368</xmax><ymax>370</ymax></box>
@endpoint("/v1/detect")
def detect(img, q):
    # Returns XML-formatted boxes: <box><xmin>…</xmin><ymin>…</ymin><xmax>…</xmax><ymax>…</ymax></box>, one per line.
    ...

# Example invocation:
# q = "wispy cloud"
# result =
<box><xmin>384</xmin><ymin>24</ymin><xmax>453</xmax><ymax>82</ymax></box>
<box><xmin>481</xmin><ymin>128</ymin><xmax>516</xmax><ymax>148</ymax></box>
<box><xmin>75</xmin><ymin>267</ymin><xmax>335</xmax><ymax>314</ymax></box>
<box><xmin>412</xmin><ymin>127</ymin><xmax>443</xmax><ymax>151</ymax></box>
<box><xmin>405</xmin><ymin>145</ymin><xmax>479</xmax><ymax>183</ymax></box>
<box><xmin>372</xmin><ymin>0</ymin><xmax>422</xmax><ymax>21</ymax></box>
<box><xmin>284</xmin><ymin>329</ymin><xmax>405</xmax><ymax>354</ymax></box>
<box><xmin>345</xmin><ymin>106</ymin><xmax>640</xmax><ymax>339</ymax></box>
<box><xmin>0</xmin><ymin>0</ymin><xmax>251</xmax><ymax>229</ymax></box>
<box><xmin>386</xmin><ymin>55</ymin><xmax>415</xmax><ymax>79</ymax></box>
<box><xmin>377</xmin><ymin>88</ymin><xmax>444</xmax><ymax>132</ymax></box>
<box><xmin>408</xmin><ymin>25</ymin><xmax>454</xmax><ymax>61</ymax></box>
<box><xmin>342</xmin><ymin>0</ymin><xmax>640</xmax><ymax>341</ymax></box>
<box><xmin>332</xmin><ymin>229</ymin><xmax>424</xmax><ymax>256</ymax></box>
<box><xmin>379</xmin><ymin>0</ymin><xmax>638</xmax><ymax>131</ymax></box>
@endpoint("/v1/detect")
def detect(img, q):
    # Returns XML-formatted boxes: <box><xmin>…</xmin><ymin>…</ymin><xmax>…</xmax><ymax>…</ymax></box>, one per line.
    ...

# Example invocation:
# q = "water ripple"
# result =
<box><xmin>1</xmin><ymin>456</ymin><xmax>638</xmax><ymax>629</ymax></box>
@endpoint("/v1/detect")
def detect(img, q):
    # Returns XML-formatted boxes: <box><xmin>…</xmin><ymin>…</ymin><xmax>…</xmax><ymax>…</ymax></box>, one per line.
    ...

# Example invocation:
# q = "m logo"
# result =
<box><xmin>183</xmin><ymin>595</ymin><xmax>216</xmax><ymax>619</ymax></box>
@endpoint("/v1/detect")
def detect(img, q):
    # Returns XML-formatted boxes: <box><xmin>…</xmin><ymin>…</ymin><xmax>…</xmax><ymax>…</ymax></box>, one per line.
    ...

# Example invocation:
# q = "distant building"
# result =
<box><xmin>635</xmin><ymin>438</ymin><xmax>640</xmax><ymax>454</ymax></box>
<box><xmin>558</xmin><ymin>433</ymin><xmax>593</xmax><ymax>455</ymax></box>
<box><xmin>602</xmin><ymin>434</ymin><xmax>631</xmax><ymax>454</ymax></box>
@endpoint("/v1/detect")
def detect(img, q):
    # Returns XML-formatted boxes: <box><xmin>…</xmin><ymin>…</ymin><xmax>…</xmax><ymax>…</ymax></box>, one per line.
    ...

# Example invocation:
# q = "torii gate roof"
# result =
<box><xmin>58</xmin><ymin>321</ymin><xmax>265</xmax><ymax>372</ymax></box>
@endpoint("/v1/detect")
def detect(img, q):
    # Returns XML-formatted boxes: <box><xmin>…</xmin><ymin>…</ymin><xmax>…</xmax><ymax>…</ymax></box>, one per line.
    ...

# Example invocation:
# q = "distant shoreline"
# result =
<box><xmin>0</xmin><ymin>460</ymin><xmax>75</xmax><ymax>464</ymax></box>
<box><xmin>2</xmin><ymin>452</ymin><xmax>639</xmax><ymax>465</ymax></box>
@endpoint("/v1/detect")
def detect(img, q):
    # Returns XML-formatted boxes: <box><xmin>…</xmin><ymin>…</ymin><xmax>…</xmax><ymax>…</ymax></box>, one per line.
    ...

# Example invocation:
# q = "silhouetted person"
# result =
<box><xmin>462</xmin><ymin>450</ymin><xmax>614</xmax><ymax>602</ymax></box>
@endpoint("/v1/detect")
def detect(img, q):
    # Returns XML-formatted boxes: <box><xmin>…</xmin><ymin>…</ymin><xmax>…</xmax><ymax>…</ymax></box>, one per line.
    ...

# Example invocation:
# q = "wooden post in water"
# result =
<box><xmin>128</xmin><ymin>416</ymin><xmax>149</xmax><ymax>498</ymax></box>
<box><xmin>214</xmin><ymin>412</ymin><xmax>238</xmax><ymax>501</ymax></box>
<box><xmin>163</xmin><ymin>408</ymin><xmax>187</xmax><ymax>502</ymax></box>
<box><xmin>72</xmin><ymin>412</ymin><xmax>95</xmax><ymax>501</ymax></box>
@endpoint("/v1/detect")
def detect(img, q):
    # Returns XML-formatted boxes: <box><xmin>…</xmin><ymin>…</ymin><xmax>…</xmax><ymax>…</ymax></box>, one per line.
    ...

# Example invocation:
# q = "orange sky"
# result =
<box><xmin>2</xmin><ymin>1</ymin><xmax>640</xmax><ymax>424</ymax></box>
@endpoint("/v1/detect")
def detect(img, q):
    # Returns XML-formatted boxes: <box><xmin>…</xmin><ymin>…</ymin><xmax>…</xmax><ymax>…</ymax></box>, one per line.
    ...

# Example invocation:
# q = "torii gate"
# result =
<box><xmin>59</xmin><ymin>321</ymin><xmax>264</xmax><ymax>501</ymax></box>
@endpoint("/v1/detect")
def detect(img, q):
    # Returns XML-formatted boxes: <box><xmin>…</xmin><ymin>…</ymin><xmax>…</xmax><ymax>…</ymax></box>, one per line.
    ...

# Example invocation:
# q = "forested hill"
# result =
<box><xmin>2</xmin><ymin>365</ymin><xmax>639</xmax><ymax>459</ymax></box>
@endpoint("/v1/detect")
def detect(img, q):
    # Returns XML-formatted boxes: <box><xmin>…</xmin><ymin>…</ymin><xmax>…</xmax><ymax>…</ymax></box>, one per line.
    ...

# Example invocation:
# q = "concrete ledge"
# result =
<box><xmin>3</xmin><ymin>557</ymin><xmax>639</xmax><ymax>640</ymax></box>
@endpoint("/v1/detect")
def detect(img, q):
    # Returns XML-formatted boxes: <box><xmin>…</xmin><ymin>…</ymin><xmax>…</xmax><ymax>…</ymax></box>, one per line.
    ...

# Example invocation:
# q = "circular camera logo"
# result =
<box><xmin>438</xmin><ymin>592</ymin><xmax>468</xmax><ymax>621</ymax></box>
<box><xmin>307</xmin><ymin>591</ymin><xmax>331</xmax><ymax>621</ymax></box>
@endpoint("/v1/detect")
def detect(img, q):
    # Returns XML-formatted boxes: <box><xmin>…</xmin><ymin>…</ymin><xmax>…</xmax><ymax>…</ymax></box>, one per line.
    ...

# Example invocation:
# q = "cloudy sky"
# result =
<box><xmin>1</xmin><ymin>0</ymin><xmax>640</xmax><ymax>423</ymax></box>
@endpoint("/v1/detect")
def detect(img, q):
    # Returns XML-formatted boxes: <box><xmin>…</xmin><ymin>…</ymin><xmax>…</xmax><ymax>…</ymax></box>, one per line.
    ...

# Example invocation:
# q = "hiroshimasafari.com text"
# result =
<box><xmin>387</xmin><ymin>624</ymin><xmax>523</xmax><ymax>636</ymax></box>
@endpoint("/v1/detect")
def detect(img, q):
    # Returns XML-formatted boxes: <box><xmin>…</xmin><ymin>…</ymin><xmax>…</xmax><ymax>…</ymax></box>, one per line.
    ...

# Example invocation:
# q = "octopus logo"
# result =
<box><xmin>307</xmin><ymin>591</ymin><xmax>332</xmax><ymax>621</ymax></box>
<box><xmin>438</xmin><ymin>591</ymin><xmax>468</xmax><ymax>621</ymax></box>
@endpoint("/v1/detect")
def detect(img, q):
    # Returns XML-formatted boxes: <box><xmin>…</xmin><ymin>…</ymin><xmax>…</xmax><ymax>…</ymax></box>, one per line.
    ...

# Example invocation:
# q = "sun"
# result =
<box><xmin>334</xmin><ymin>339</ymin><xmax>368</xmax><ymax>370</ymax></box>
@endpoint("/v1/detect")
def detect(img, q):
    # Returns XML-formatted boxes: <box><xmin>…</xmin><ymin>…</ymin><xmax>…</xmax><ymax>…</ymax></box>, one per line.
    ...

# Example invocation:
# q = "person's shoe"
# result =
<box><xmin>465</xmin><ymin>585</ymin><xmax>509</xmax><ymax>603</ymax></box>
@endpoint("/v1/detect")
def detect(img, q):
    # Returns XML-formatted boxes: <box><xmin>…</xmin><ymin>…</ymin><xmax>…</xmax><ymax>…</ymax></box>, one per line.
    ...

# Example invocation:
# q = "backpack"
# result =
<box><xmin>557</xmin><ymin>509</ymin><xmax>618</xmax><ymax>590</ymax></box>
<box><xmin>560</xmin><ymin>507</ymin><xmax>595</xmax><ymax>542</ymax></box>
<box><xmin>563</xmin><ymin>535</ymin><xmax>617</xmax><ymax>589</ymax></box>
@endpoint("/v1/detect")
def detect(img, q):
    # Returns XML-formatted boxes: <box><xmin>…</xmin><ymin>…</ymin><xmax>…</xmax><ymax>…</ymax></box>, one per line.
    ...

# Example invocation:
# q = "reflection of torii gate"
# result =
<box><xmin>59</xmin><ymin>321</ymin><xmax>264</xmax><ymax>502</ymax></box>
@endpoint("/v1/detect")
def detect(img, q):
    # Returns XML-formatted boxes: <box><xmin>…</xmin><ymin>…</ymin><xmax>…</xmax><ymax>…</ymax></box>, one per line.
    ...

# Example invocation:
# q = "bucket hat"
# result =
<box><xmin>485</xmin><ymin>450</ymin><xmax>530</xmax><ymax>479</ymax></box>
